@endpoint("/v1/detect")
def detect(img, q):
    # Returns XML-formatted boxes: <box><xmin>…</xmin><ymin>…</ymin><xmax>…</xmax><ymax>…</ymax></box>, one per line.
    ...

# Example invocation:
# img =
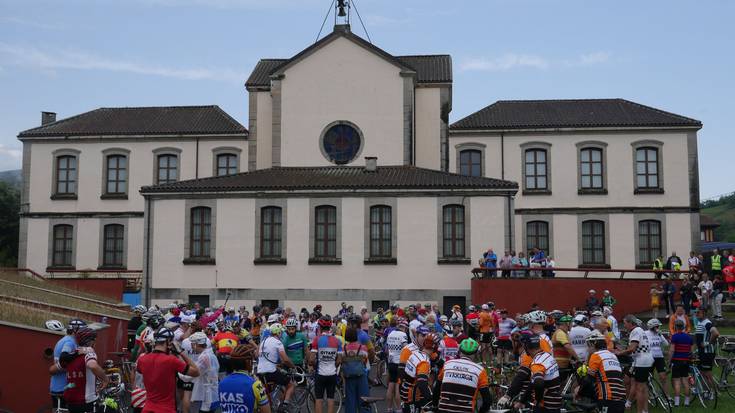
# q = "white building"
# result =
<box><xmin>17</xmin><ymin>23</ymin><xmax>702</xmax><ymax>312</ymax></box>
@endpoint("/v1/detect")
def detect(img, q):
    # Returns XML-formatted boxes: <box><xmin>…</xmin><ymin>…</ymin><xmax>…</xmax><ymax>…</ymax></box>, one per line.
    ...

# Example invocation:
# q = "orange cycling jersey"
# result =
<box><xmin>437</xmin><ymin>358</ymin><xmax>489</xmax><ymax>413</ymax></box>
<box><xmin>478</xmin><ymin>312</ymin><xmax>494</xmax><ymax>334</ymax></box>
<box><xmin>400</xmin><ymin>350</ymin><xmax>431</xmax><ymax>404</ymax></box>
<box><xmin>530</xmin><ymin>351</ymin><xmax>562</xmax><ymax>410</ymax></box>
<box><xmin>519</xmin><ymin>336</ymin><xmax>553</xmax><ymax>368</ymax></box>
<box><xmin>587</xmin><ymin>350</ymin><xmax>626</xmax><ymax>401</ymax></box>
<box><xmin>399</xmin><ymin>343</ymin><xmax>419</xmax><ymax>366</ymax></box>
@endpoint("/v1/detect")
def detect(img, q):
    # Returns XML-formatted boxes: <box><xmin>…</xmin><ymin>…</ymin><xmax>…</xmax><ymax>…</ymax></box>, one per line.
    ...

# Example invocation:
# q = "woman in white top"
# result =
<box><xmin>190</xmin><ymin>332</ymin><xmax>220</xmax><ymax>412</ymax></box>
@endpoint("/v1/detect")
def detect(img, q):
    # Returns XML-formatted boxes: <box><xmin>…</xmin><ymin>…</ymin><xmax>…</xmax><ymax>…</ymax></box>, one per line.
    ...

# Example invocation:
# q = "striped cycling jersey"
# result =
<box><xmin>646</xmin><ymin>330</ymin><xmax>667</xmax><ymax>359</ymax></box>
<box><xmin>529</xmin><ymin>351</ymin><xmax>562</xmax><ymax>410</ymax></box>
<box><xmin>695</xmin><ymin>319</ymin><xmax>715</xmax><ymax>354</ymax></box>
<box><xmin>399</xmin><ymin>343</ymin><xmax>419</xmax><ymax>371</ymax></box>
<box><xmin>437</xmin><ymin>357</ymin><xmax>489</xmax><ymax>413</ymax></box>
<box><xmin>497</xmin><ymin>318</ymin><xmax>517</xmax><ymax>339</ymax></box>
<box><xmin>587</xmin><ymin>350</ymin><xmax>626</xmax><ymax>401</ymax></box>
<box><xmin>439</xmin><ymin>337</ymin><xmax>459</xmax><ymax>362</ymax></box>
<box><xmin>400</xmin><ymin>350</ymin><xmax>431</xmax><ymax>403</ymax></box>
<box><xmin>670</xmin><ymin>332</ymin><xmax>693</xmax><ymax>360</ymax></box>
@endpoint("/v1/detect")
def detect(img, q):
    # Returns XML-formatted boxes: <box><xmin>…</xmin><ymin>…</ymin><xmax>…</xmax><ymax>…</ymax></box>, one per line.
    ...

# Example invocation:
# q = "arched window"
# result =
<box><xmin>442</xmin><ymin>205</ymin><xmax>465</xmax><ymax>258</ymax></box>
<box><xmin>638</xmin><ymin>220</ymin><xmax>662</xmax><ymax>265</ymax></box>
<box><xmin>314</xmin><ymin>206</ymin><xmax>337</xmax><ymax>258</ymax></box>
<box><xmin>55</xmin><ymin>155</ymin><xmax>77</xmax><ymax>195</ymax></box>
<box><xmin>581</xmin><ymin>220</ymin><xmax>605</xmax><ymax>265</ymax></box>
<box><xmin>157</xmin><ymin>154</ymin><xmax>178</xmax><ymax>184</ymax></box>
<box><xmin>260</xmin><ymin>206</ymin><xmax>283</xmax><ymax>258</ymax></box>
<box><xmin>524</xmin><ymin>149</ymin><xmax>547</xmax><ymax>190</ymax></box>
<box><xmin>103</xmin><ymin>224</ymin><xmax>125</xmax><ymax>267</ymax></box>
<box><xmin>459</xmin><ymin>149</ymin><xmax>482</xmax><ymax>177</ymax></box>
<box><xmin>369</xmin><ymin>205</ymin><xmax>392</xmax><ymax>258</ymax></box>
<box><xmin>52</xmin><ymin>224</ymin><xmax>74</xmax><ymax>267</ymax></box>
<box><xmin>526</xmin><ymin>221</ymin><xmax>549</xmax><ymax>254</ymax></box>
<box><xmin>190</xmin><ymin>207</ymin><xmax>212</xmax><ymax>258</ymax></box>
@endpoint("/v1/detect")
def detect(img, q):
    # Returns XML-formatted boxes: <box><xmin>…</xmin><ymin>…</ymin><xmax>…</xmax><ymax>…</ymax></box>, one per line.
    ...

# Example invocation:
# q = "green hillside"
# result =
<box><xmin>702</xmin><ymin>192</ymin><xmax>735</xmax><ymax>242</ymax></box>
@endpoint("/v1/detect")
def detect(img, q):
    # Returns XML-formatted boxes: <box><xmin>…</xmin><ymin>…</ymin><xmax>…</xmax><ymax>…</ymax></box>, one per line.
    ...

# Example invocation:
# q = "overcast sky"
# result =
<box><xmin>1</xmin><ymin>0</ymin><xmax>732</xmax><ymax>199</ymax></box>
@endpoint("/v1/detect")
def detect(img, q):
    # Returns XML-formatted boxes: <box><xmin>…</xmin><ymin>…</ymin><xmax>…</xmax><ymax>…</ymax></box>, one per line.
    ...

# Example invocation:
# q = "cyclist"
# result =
<box><xmin>137</xmin><ymin>327</ymin><xmax>200</xmax><ymax>413</ymax></box>
<box><xmin>310</xmin><ymin>316</ymin><xmax>343</xmax><ymax>413</ymax></box>
<box><xmin>190</xmin><ymin>331</ymin><xmax>220</xmax><ymax>412</ymax></box>
<box><xmin>527</xmin><ymin>310</ymin><xmax>553</xmax><ymax>352</ymax></box>
<box><xmin>694</xmin><ymin>307</ymin><xmax>719</xmax><ymax>395</ymax></box>
<box><xmin>401</xmin><ymin>332</ymin><xmax>438</xmax><ymax>413</ymax></box>
<box><xmin>450</xmin><ymin>319</ymin><xmax>468</xmax><ymax>343</ymax></box>
<box><xmin>129</xmin><ymin>304</ymin><xmax>147</xmax><ymax>348</ymax></box>
<box><xmin>282</xmin><ymin>317</ymin><xmax>309</xmax><ymax>368</ymax></box>
<box><xmin>466</xmin><ymin>305</ymin><xmax>480</xmax><ymax>340</ymax></box>
<box><xmin>433</xmin><ymin>338</ymin><xmax>492</xmax><ymax>413</ymax></box>
<box><xmin>646</xmin><ymin>319</ymin><xmax>670</xmax><ymax>399</ymax></box>
<box><xmin>616</xmin><ymin>315</ymin><xmax>652</xmax><ymax>413</ymax></box>
<box><xmin>668</xmin><ymin>319</ymin><xmax>693</xmax><ymax>407</ymax></box>
<box><xmin>551</xmin><ymin>315</ymin><xmax>578</xmax><ymax>381</ymax></box>
<box><xmin>50</xmin><ymin>318</ymin><xmax>86</xmax><ymax>411</ymax></box>
<box><xmin>438</xmin><ymin>327</ymin><xmax>459</xmax><ymax>362</ymax></box>
<box><xmin>496</xmin><ymin>309</ymin><xmax>517</xmax><ymax>363</ymax></box>
<box><xmin>582</xmin><ymin>331</ymin><xmax>626</xmax><ymax>413</ymax></box>
<box><xmin>569</xmin><ymin>314</ymin><xmax>592</xmax><ymax>363</ymax></box>
<box><xmin>519</xmin><ymin>334</ymin><xmax>562</xmax><ymax>413</ymax></box>
<box><xmin>386</xmin><ymin>318</ymin><xmax>409</xmax><ymax>413</ymax></box>
<box><xmin>219</xmin><ymin>344</ymin><xmax>271</xmax><ymax>413</ymax></box>
<box><xmin>60</xmin><ymin>327</ymin><xmax>109</xmax><ymax>413</ymax></box>
<box><xmin>478</xmin><ymin>304</ymin><xmax>495</xmax><ymax>365</ymax></box>
<box><xmin>347</xmin><ymin>313</ymin><xmax>375</xmax><ymax>365</ymax></box>
<box><xmin>258</xmin><ymin>323</ymin><xmax>296</xmax><ymax>408</ymax></box>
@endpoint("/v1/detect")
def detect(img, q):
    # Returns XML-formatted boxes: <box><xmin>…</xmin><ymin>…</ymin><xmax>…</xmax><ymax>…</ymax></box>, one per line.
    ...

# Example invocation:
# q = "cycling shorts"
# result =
<box><xmin>177</xmin><ymin>376</ymin><xmax>194</xmax><ymax>391</ymax></box>
<box><xmin>671</xmin><ymin>360</ymin><xmax>690</xmax><ymax>378</ymax></box>
<box><xmin>699</xmin><ymin>353</ymin><xmax>715</xmax><ymax>371</ymax></box>
<box><xmin>497</xmin><ymin>339</ymin><xmax>513</xmax><ymax>350</ymax></box>
<box><xmin>67</xmin><ymin>402</ymin><xmax>96</xmax><ymax>413</ymax></box>
<box><xmin>652</xmin><ymin>357</ymin><xmax>667</xmax><ymax>373</ymax></box>
<box><xmin>630</xmin><ymin>366</ymin><xmax>651</xmax><ymax>383</ymax></box>
<box><xmin>262</xmin><ymin>370</ymin><xmax>291</xmax><ymax>387</ymax></box>
<box><xmin>388</xmin><ymin>362</ymin><xmax>399</xmax><ymax>383</ymax></box>
<box><xmin>480</xmin><ymin>332</ymin><xmax>494</xmax><ymax>344</ymax></box>
<box><xmin>314</xmin><ymin>374</ymin><xmax>338</xmax><ymax>399</ymax></box>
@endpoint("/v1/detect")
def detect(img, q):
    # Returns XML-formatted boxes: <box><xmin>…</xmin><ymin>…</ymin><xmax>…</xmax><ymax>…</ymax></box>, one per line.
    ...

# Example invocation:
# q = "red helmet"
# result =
<box><xmin>74</xmin><ymin>327</ymin><xmax>97</xmax><ymax>346</ymax></box>
<box><xmin>423</xmin><ymin>332</ymin><xmax>440</xmax><ymax>350</ymax></box>
<box><xmin>317</xmin><ymin>316</ymin><xmax>332</xmax><ymax>329</ymax></box>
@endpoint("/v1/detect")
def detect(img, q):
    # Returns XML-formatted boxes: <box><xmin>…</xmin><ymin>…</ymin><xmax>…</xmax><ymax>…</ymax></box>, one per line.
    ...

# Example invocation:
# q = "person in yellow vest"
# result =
<box><xmin>710</xmin><ymin>249</ymin><xmax>722</xmax><ymax>277</ymax></box>
<box><xmin>652</xmin><ymin>255</ymin><xmax>665</xmax><ymax>279</ymax></box>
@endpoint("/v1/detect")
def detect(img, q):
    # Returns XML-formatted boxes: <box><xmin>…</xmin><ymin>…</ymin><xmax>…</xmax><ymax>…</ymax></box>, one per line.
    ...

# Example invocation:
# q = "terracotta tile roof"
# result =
<box><xmin>18</xmin><ymin>105</ymin><xmax>247</xmax><ymax>138</ymax></box>
<box><xmin>450</xmin><ymin>99</ymin><xmax>702</xmax><ymax>130</ymax></box>
<box><xmin>141</xmin><ymin>165</ymin><xmax>517</xmax><ymax>194</ymax></box>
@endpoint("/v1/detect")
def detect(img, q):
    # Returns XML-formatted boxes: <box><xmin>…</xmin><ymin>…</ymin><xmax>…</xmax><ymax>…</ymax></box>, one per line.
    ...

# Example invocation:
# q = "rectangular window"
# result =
<box><xmin>369</xmin><ymin>205</ymin><xmax>392</xmax><ymax>257</ymax></box>
<box><xmin>582</xmin><ymin>220</ymin><xmax>605</xmax><ymax>265</ymax></box>
<box><xmin>217</xmin><ymin>154</ymin><xmax>238</xmax><ymax>176</ymax></box>
<box><xmin>314</xmin><ymin>206</ymin><xmax>337</xmax><ymax>258</ymax></box>
<box><xmin>106</xmin><ymin>155</ymin><xmax>127</xmax><ymax>194</ymax></box>
<box><xmin>636</xmin><ymin>148</ymin><xmax>659</xmax><ymax>188</ymax></box>
<box><xmin>55</xmin><ymin>156</ymin><xmax>77</xmax><ymax>195</ymax></box>
<box><xmin>638</xmin><ymin>220</ymin><xmax>662</xmax><ymax>265</ymax></box>
<box><xmin>157</xmin><ymin>154</ymin><xmax>178</xmax><ymax>184</ymax></box>
<box><xmin>103</xmin><ymin>224</ymin><xmax>125</xmax><ymax>267</ymax></box>
<box><xmin>190</xmin><ymin>207</ymin><xmax>212</xmax><ymax>258</ymax></box>
<box><xmin>260</xmin><ymin>206</ymin><xmax>283</xmax><ymax>258</ymax></box>
<box><xmin>580</xmin><ymin>148</ymin><xmax>603</xmax><ymax>189</ymax></box>
<box><xmin>442</xmin><ymin>205</ymin><xmax>465</xmax><ymax>257</ymax></box>
<box><xmin>52</xmin><ymin>224</ymin><xmax>74</xmax><ymax>267</ymax></box>
<box><xmin>459</xmin><ymin>150</ymin><xmax>482</xmax><ymax>177</ymax></box>
<box><xmin>526</xmin><ymin>221</ymin><xmax>549</xmax><ymax>253</ymax></box>
<box><xmin>524</xmin><ymin>149</ymin><xmax>547</xmax><ymax>190</ymax></box>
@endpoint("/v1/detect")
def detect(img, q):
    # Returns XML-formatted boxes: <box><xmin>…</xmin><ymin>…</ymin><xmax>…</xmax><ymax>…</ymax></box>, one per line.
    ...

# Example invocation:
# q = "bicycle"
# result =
<box><xmin>715</xmin><ymin>337</ymin><xmax>735</xmax><ymax>399</ymax></box>
<box><xmin>689</xmin><ymin>361</ymin><xmax>717</xmax><ymax>408</ymax></box>
<box><xmin>264</xmin><ymin>367</ymin><xmax>312</xmax><ymax>413</ymax></box>
<box><xmin>107</xmin><ymin>349</ymin><xmax>136</xmax><ymax>389</ymax></box>
<box><xmin>646</xmin><ymin>373</ymin><xmax>671</xmax><ymax>413</ymax></box>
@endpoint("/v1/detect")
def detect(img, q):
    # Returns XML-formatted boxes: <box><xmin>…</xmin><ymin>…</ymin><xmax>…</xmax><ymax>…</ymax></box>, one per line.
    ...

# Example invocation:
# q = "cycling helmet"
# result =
<box><xmin>481</xmin><ymin>304</ymin><xmax>489</xmax><ymax>311</ymax></box>
<box><xmin>450</xmin><ymin>319</ymin><xmax>463</xmax><ymax>327</ymax></box>
<box><xmin>267</xmin><ymin>314</ymin><xmax>280</xmax><ymax>324</ymax></box>
<box><xmin>423</xmin><ymin>333</ymin><xmax>440</xmax><ymax>350</ymax></box>
<box><xmin>558</xmin><ymin>315</ymin><xmax>573</xmax><ymax>323</ymax></box>
<box><xmin>317</xmin><ymin>316</ymin><xmax>332</xmax><ymax>329</ymax></box>
<box><xmin>269</xmin><ymin>323</ymin><xmax>284</xmax><ymax>336</ymax></box>
<box><xmin>154</xmin><ymin>327</ymin><xmax>174</xmax><ymax>342</ymax></box>
<box><xmin>275</xmin><ymin>307</ymin><xmax>284</xmax><ymax>314</ymax></box>
<box><xmin>468</xmin><ymin>305</ymin><xmax>476</xmax><ymax>312</ymax></box>
<box><xmin>487</xmin><ymin>301</ymin><xmax>495</xmax><ymax>308</ymax></box>
<box><xmin>416</xmin><ymin>326</ymin><xmax>430</xmax><ymax>336</ymax></box>
<box><xmin>285</xmin><ymin>318</ymin><xmax>298</xmax><ymax>328</ymax></box>
<box><xmin>573</xmin><ymin>314</ymin><xmax>588</xmax><ymax>325</ymax></box>
<box><xmin>646</xmin><ymin>319</ymin><xmax>662</xmax><ymax>329</ymax></box>
<box><xmin>75</xmin><ymin>327</ymin><xmax>97</xmax><ymax>346</ymax></box>
<box><xmin>222</xmin><ymin>323</ymin><xmax>234</xmax><ymax>332</ymax></box>
<box><xmin>189</xmin><ymin>331</ymin><xmax>209</xmax><ymax>345</ymax></box>
<box><xmin>398</xmin><ymin>319</ymin><xmax>409</xmax><ymax>329</ymax></box>
<box><xmin>527</xmin><ymin>310</ymin><xmax>547</xmax><ymax>324</ymax></box>
<box><xmin>520</xmin><ymin>333</ymin><xmax>541</xmax><ymax>349</ymax></box>
<box><xmin>674</xmin><ymin>319</ymin><xmax>686</xmax><ymax>330</ymax></box>
<box><xmin>586</xmin><ymin>330</ymin><xmax>607</xmax><ymax>344</ymax></box>
<box><xmin>148</xmin><ymin>315</ymin><xmax>165</xmax><ymax>329</ymax></box>
<box><xmin>230</xmin><ymin>344</ymin><xmax>256</xmax><ymax>360</ymax></box>
<box><xmin>45</xmin><ymin>320</ymin><xmax>65</xmax><ymax>332</ymax></box>
<box><xmin>68</xmin><ymin>318</ymin><xmax>87</xmax><ymax>332</ymax></box>
<box><xmin>459</xmin><ymin>338</ymin><xmax>480</xmax><ymax>355</ymax></box>
<box><xmin>591</xmin><ymin>310</ymin><xmax>603</xmax><ymax>317</ymax></box>
<box><xmin>439</xmin><ymin>315</ymin><xmax>448</xmax><ymax>322</ymax></box>
<box><xmin>519</xmin><ymin>313</ymin><xmax>531</xmax><ymax>324</ymax></box>
<box><xmin>549</xmin><ymin>310</ymin><xmax>564</xmax><ymax>320</ymax></box>
<box><xmin>133</xmin><ymin>305</ymin><xmax>147</xmax><ymax>313</ymax></box>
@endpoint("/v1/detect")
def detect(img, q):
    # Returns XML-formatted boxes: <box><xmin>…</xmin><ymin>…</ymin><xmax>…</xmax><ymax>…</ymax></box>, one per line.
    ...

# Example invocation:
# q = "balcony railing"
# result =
<box><xmin>471</xmin><ymin>266</ymin><xmax>692</xmax><ymax>280</ymax></box>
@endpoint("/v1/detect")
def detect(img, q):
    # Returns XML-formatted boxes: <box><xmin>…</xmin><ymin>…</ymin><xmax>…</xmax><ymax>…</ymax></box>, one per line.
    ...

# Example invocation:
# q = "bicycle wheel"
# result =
<box><xmin>647</xmin><ymin>377</ymin><xmax>671</xmax><ymax>413</ymax></box>
<box><xmin>378</xmin><ymin>360</ymin><xmax>388</xmax><ymax>388</ymax></box>
<box><xmin>723</xmin><ymin>360</ymin><xmax>735</xmax><ymax>399</ymax></box>
<box><xmin>695</xmin><ymin>373</ymin><xmax>716</xmax><ymax>408</ymax></box>
<box><xmin>334</xmin><ymin>386</ymin><xmax>344</xmax><ymax>413</ymax></box>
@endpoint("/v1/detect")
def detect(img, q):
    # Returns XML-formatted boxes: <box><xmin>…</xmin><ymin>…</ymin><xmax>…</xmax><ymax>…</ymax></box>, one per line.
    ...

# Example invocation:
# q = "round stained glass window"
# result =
<box><xmin>320</xmin><ymin>122</ymin><xmax>363</xmax><ymax>165</ymax></box>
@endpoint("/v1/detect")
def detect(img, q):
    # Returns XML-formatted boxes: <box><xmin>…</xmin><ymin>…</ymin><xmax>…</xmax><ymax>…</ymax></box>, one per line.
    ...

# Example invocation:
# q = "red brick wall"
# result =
<box><xmin>48</xmin><ymin>278</ymin><xmax>126</xmax><ymax>302</ymax></box>
<box><xmin>471</xmin><ymin>278</ymin><xmax>678</xmax><ymax>317</ymax></box>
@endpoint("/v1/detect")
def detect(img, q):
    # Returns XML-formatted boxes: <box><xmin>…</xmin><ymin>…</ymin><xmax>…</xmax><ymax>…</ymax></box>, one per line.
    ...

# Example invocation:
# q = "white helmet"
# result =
<box><xmin>45</xmin><ymin>320</ymin><xmax>65</xmax><ymax>332</ymax></box>
<box><xmin>647</xmin><ymin>319</ymin><xmax>662</xmax><ymax>329</ymax></box>
<box><xmin>586</xmin><ymin>330</ymin><xmax>606</xmax><ymax>344</ymax></box>
<box><xmin>189</xmin><ymin>331</ymin><xmax>209</xmax><ymax>345</ymax></box>
<box><xmin>285</xmin><ymin>318</ymin><xmax>298</xmax><ymax>328</ymax></box>
<box><xmin>527</xmin><ymin>310</ymin><xmax>547</xmax><ymax>324</ymax></box>
<box><xmin>591</xmin><ymin>310</ymin><xmax>603</xmax><ymax>317</ymax></box>
<box><xmin>267</xmin><ymin>314</ymin><xmax>280</xmax><ymax>324</ymax></box>
<box><xmin>573</xmin><ymin>314</ymin><xmax>588</xmax><ymax>324</ymax></box>
<box><xmin>481</xmin><ymin>304</ymin><xmax>490</xmax><ymax>311</ymax></box>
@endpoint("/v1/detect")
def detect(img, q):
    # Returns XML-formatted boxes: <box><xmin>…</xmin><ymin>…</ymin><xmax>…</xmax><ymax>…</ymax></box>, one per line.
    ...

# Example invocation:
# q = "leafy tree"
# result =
<box><xmin>0</xmin><ymin>181</ymin><xmax>19</xmax><ymax>266</ymax></box>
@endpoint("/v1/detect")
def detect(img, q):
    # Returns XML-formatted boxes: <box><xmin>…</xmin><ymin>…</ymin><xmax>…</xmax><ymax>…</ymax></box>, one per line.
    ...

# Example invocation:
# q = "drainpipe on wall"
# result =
<box><xmin>143</xmin><ymin>197</ymin><xmax>152</xmax><ymax>306</ymax></box>
<box><xmin>195</xmin><ymin>137</ymin><xmax>200</xmax><ymax>179</ymax></box>
<box><xmin>501</xmin><ymin>132</ymin><xmax>505</xmax><ymax>180</ymax></box>
<box><xmin>506</xmin><ymin>194</ymin><xmax>514</xmax><ymax>251</ymax></box>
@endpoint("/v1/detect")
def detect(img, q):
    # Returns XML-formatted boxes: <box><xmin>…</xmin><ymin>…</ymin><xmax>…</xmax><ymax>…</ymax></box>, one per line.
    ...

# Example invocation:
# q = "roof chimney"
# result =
<box><xmin>365</xmin><ymin>156</ymin><xmax>377</xmax><ymax>172</ymax></box>
<box><xmin>41</xmin><ymin>111</ymin><xmax>56</xmax><ymax>125</ymax></box>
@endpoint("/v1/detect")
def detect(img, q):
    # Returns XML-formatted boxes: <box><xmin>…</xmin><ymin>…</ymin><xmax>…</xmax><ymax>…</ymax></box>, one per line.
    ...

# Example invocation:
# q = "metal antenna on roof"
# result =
<box><xmin>316</xmin><ymin>0</ymin><xmax>337</xmax><ymax>43</ymax></box>
<box><xmin>350</xmin><ymin>0</ymin><xmax>371</xmax><ymax>43</ymax></box>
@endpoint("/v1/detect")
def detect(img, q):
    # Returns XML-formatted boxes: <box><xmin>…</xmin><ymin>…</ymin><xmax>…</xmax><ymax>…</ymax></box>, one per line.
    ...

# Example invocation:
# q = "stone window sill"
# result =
<box><xmin>438</xmin><ymin>258</ymin><xmax>472</xmax><ymax>265</ymax></box>
<box><xmin>634</xmin><ymin>188</ymin><xmax>664</xmax><ymax>194</ymax></box>
<box><xmin>254</xmin><ymin>258</ymin><xmax>287</xmax><ymax>265</ymax></box>
<box><xmin>46</xmin><ymin>266</ymin><xmax>75</xmax><ymax>272</ymax></box>
<box><xmin>522</xmin><ymin>189</ymin><xmax>552</xmax><ymax>196</ymax></box>
<box><xmin>183</xmin><ymin>257</ymin><xmax>216</xmax><ymax>265</ymax></box>
<box><xmin>101</xmin><ymin>193</ymin><xmax>129</xmax><ymax>200</ymax></box>
<box><xmin>364</xmin><ymin>257</ymin><xmax>397</xmax><ymax>265</ymax></box>
<box><xmin>308</xmin><ymin>258</ymin><xmax>342</xmax><ymax>265</ymax></box>
<box><xmin>578</xmin><ymin>188</ymin><xmax>608</xmax><ymax>195</ymax></box>
<box><xmin>50</xmin><ymin>193</ymin><xmax>78</xmax><ymax>200</ymax></box>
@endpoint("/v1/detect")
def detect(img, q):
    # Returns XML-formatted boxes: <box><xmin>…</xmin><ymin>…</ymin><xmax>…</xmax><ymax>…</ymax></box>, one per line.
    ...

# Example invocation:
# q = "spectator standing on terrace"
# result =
<box><xmin>662</xmin><ymin>278</ymin><xmax>676</xmax><ymax>316</ymax></box>
<box><xmin>510</xmin><ymin>251</ymin><xmax>520</xmax><ymax>278</ymax></box>
<box><xmin>602</xmin><ymin>290</ymin><xmax>616</xmax><ymax>309</ymax></box>
<box><xmin>517</xmin><ymin>252</ymin><xmax>529</xmax><ymax>278</ymax></box>
<box><xmin>483</xmin><ymin>248</ymin><xmax>498</xmax><ymax>277</ymax></box>
<box><xmin>712</xmin><ymin>274</ymin><xmax>726</xmax><ymax>320</ymax></box>
<box><xmin>666</xmin><ymin>251</ymin><xmax>683</xmax><ymax>278</ymax></box>
<box><xmin>679</xmin><ymin>278</ymin><xmax>694</xmax><ymax>314</ymax></box>
<box><xmin>545</xmin><ymin>256</ymin><xmax>556</xmax><ymax>278</ymax></box>
<box><xmin>710</xmin><ymin>248</ymin><xmax>723</xmax><ymax>278</ymax></box>
<box><xmin>530</xmin><ymin>247</ymin><xmax>546</xmax><ymax>277</ymax></box>
<box><xmin>687</xmin><ymin>251</ymin><xmax>701</xmax><ymax>275</ymax></box>
<box><xmin>586</xmin><ymin>290</ymin><xmax>601</xmax><ymax>312</ymax></box>
<box><xmin>499</xmin><ymin>250</ymin><xmax>513</xmax><ymax>278</ymax></box>
<box><xmin>652</xmin><ymin>254</ymin><xmax>665</xmax><ymax>279</ymax></box>
<box><xmin>698</xmin><ymin>274</ymin><xmax>713</xmax><ymax>311</ymax></box>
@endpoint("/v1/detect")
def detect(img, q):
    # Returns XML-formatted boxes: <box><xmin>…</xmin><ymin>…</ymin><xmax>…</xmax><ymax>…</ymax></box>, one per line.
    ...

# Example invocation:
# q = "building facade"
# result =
<box><xmin>17</xmin><ymin>24</ymin><xmax>702</xmax><ymax>311</ymax></box>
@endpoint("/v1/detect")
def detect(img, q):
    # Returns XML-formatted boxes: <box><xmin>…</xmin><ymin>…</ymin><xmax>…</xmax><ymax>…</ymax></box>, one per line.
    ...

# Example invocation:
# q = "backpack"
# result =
<box><xmin>341</xmin><ymin>344</ymin><xmax>366</xmax><ymax>378</ymax></box>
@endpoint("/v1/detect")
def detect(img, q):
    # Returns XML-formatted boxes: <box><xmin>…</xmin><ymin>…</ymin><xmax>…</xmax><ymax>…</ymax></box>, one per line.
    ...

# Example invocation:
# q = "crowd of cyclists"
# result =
<box><xmin>46</xmin><ymin>297</ymin><xmax>731</xmax><ymax>413</ymax></box>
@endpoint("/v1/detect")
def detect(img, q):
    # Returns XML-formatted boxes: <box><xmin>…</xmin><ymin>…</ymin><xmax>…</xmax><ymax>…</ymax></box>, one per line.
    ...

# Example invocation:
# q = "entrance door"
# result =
<box><xmin>189</xmin><ymin>295</ymin><xmax>210</xmax><ymax>308</ymax></box>
<box><xmin>371</xmin><ymin>300</ymin><xmax>389</xmax><ymax>313</ymax></box>
<box><xmin>261</xmin><ymin>299</ymin><xmax>279</xmax><ymax>311</ymax></box>
<box><xmin>443</xmin><ymin>296</ymin><xmax>466</xmax><ymax>318</ymax></box>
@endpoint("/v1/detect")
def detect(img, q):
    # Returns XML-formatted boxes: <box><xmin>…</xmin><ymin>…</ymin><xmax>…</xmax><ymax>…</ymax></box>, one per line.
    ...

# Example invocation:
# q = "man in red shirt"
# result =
<box><xmin>137</xmin><ymin>327</ymin><xmax>200</xmax><ymax>413</ymax></box>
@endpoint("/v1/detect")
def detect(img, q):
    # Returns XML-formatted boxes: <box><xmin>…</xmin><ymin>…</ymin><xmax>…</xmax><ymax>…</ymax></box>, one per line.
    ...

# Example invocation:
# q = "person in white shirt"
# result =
<box><xmin>190</xmin><ymin>332</ymin><xmax>220</xmax><ymax>412</ymax></box>
<box><xmin>617</xmin><ymin>315</ymin><xmax>653</xmax><ymax>413</ymax></box>
<box><xmin>603</xmin><ymin>307</ymin><xmax>620</xmax><ymax>340</ymax></box>
<box><xmin>698</xmin><ymin>273</ymin><xmax>713</xmax><ymax>311</ymax></box>
<box><xmin>385</xmin><ymin>320</ymin><xmax>409</xmax><ymax>412</ymax></box>
<box><xmin>646</xmin><ymin>319</ymin><xmax>670</xmax><ymax>398</ymax></box>
<box><xmin>408</xmin><ymin>314</ymin><xmax>423</xmax><ymax>344</ymax></box>
<box><xmin>569</xmin><ymin>314</ymin><xmax>592</xmax><ymax>362</ymax></box>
